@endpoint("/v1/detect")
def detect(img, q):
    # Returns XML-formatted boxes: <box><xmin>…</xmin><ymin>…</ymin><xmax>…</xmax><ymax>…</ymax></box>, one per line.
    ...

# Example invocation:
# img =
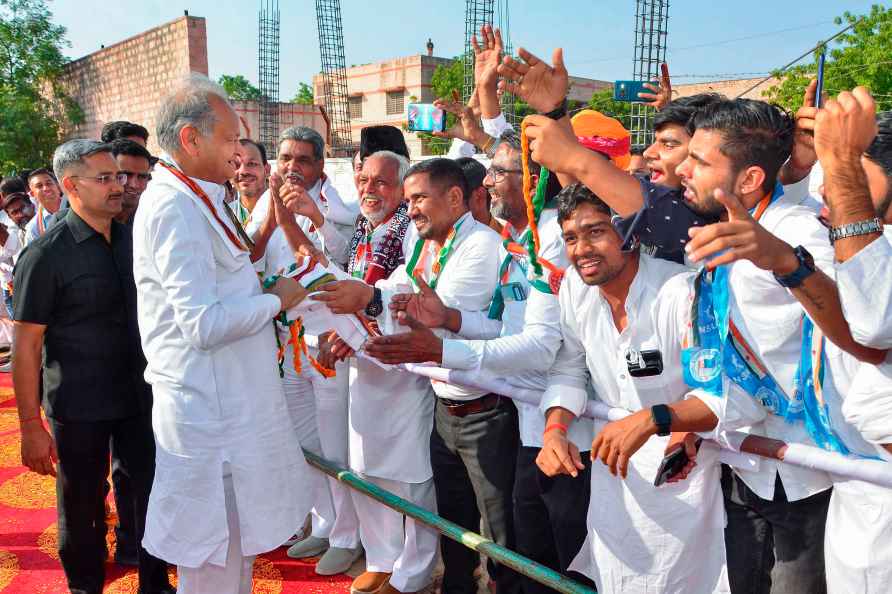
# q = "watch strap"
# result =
<box><xmin>651</xmin><ymin>404</ymin><xmax>672</xmax><ymax>437</ymax></box>
<box><xmin>364</xmin><ymin>287</ymin><xmax>383</xmax><ymax>317</ymax></box>
<box><xmin>542</xmin><ymin>99</ymin><xmax>569</xmax><ymax>120</ymax></box>
<box><xmin>829</xmin><ymin>217</ymin><xmax>883</xmax><ymax>244</ymax></box>
<box><xmin>773</xmin><ymin>245</ymin><xmax>816</xmax><ymax>289</ymax></box>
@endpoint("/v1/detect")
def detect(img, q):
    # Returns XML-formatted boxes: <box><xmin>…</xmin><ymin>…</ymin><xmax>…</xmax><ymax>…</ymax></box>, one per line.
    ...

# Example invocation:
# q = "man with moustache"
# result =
<box><xmin>133</xmin><ymin>75</ymin><xmax>313</xmax><ymax>593</ymax></box>
<box><xmin>110</xmin><ymin>139</ymin><xmax>155</xmax><ymax>227</ymax></box>
<box><xmin>0</xmin><ymin>191</ymin><xmax>33</xmax><ymax>319</ymax></box>
<box><xmin>12</xmin><ymin>140</ymin><xmax>173</xmax><ymax>594</ymax></box>
<box><xmin>231</xmin><ymin>139</ymin><xmax>269</xmax><ymax>230</ymax></box>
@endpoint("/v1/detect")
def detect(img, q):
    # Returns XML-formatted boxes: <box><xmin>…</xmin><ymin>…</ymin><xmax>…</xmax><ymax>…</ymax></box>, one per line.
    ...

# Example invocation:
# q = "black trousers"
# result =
<box><xmin>431</xmin><ymin>396</ymin><xmax>523</xmax><ymax>594</ymax></box>
<box><xmin>50</xmin><ymin>414</ymin><xmax>170</xmax><ymax>594</ymax></box>
<box><xmin>721</xmin><ymin>465</ymin><xmax>831</xmax><ymax>594</ymax></box>
<box><xmin>513</xmin><ymin>446</ymin><xmax>595</xmax><ymax>593</ymax></box>
<box><xmin>111</xmin><ymin>440</ymin><xmax>138</xmax><ymax>561</ymax></box>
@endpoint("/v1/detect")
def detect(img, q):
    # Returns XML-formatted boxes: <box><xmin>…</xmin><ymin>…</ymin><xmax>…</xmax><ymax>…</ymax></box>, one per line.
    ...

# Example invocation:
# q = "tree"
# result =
<box><xmin>217</xmin><ymin>74</ymin><xmax>262</xmax><ymax>101</ymax></box>
<box><xmin>587</xmin><ymin>88</ymin><xmax>632</xmax><ymax>130</ymax></box>
<box><xmin>291</xmin><ymin>82</ymin><xmax>314</xmax><ymax>105</ymax></box>
<box><xmin>764</xmin><ymin>5</ymin><xmax>892</xmax><ymax>112</ymax></box>
<box><xmin>0</xmin><ymin>0</ymin><xmax>83</xmax><ymax>175</ymax></box>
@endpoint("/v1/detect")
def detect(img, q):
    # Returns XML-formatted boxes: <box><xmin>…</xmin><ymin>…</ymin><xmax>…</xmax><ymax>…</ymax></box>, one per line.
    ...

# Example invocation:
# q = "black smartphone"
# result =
<box><xmin>815</xmin><ymin>50</ymin><xmax>826</xmax><ymax>109</ymax></box>
<box><xmin>653</xmin><ymin>439</ymin><xmax>702</xmax><ymax>487</ymax></box>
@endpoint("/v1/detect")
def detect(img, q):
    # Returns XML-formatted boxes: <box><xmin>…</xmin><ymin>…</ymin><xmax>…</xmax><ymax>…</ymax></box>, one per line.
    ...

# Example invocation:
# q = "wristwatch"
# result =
<box><xmin>364</xmin><ymin>287</ymin><xmax>383</xmax><ymax>317</ymax></box>
<box><xmin>829</xmin><ymin>217</ymin><xmax>883</xmax><ymax>244</ymax></box>
<box><xmin>650</xmin><ymin>404</ymin><xmax>672</xmax><ymax>437</ymax></box>
<box><xmin>542</xmin><ymin>98</ymin><xmax>569</xmax><ymax>120</ymax></box>
<box><xmin>773</xmin><ymin>245</ymin><xmax>816</xmax><ymax>289</ymax></box>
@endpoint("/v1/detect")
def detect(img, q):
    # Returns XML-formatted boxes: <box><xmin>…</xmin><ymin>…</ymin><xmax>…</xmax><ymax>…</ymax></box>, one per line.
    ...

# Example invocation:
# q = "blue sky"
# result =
<box><xmin>51</xmin><ymin>0</ymin><xmax>878</xmax><ymax>99</ymax></box>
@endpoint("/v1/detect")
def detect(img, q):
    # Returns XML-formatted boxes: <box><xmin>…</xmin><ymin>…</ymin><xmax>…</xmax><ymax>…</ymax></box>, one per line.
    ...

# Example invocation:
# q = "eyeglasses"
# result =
<box><xmin>484</xmin><ymin>166</ymin><xmax>523</xmax><ymax>183</ymax></box>
<box><xmin>70</xmin><ymin>173</ymin><xmax>128</xmax><ymax>186</ymax></box>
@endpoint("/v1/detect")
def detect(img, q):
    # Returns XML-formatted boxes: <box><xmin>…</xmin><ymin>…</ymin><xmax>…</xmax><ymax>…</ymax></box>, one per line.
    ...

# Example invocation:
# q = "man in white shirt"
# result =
<box><xmin>340</xmin><ymin>158</ymin><xmax>517</xmax><ymax>594</ymax></box>
<box><xmin>366</xmin><ymin>139</ymin><xmax>595</xmax><ymax>591</ymax></box>
<box><xmin>598</xmin><ymin>97</ymin><xmax>882</xmax><ymax>594</ymax></box>
<box><xmin>0</xmin><ymin>191</ymin><xmax>33</xmax><ymax>319</ymax></box>
<box><xmin>132</xmin><ymin>74</ymin><xmax>314</xmax><ymax>594</ymax></box>
<box><xmin>24</xmin><ymin>168</ymin><xmax>62</xmax><ymax>244</ymax></box>
<box><xmin>249</xmin><ymin>128</ymin><xmax>364</xmax><ymax>575</ymax></box>
<box><xmin>535</xmin><ymin>183</ymin><xmax>728</xmax><ymax>594</ymax></box>
<box><xmin>231</xmin><ymin>138</ymin><xmax>269</xmax><ymax>229</ymax></box>
<box><xmin>308</xmin><ymin>150</ymin><xmax>435</xmax><ymax>594</ymax></box>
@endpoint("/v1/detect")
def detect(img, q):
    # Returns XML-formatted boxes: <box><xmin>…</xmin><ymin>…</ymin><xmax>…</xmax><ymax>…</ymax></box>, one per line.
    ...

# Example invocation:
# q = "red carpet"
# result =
<box><xmin>0</xmin><ymin>373</ymin><xmax>353</xmax><ymax>593</ymax></box>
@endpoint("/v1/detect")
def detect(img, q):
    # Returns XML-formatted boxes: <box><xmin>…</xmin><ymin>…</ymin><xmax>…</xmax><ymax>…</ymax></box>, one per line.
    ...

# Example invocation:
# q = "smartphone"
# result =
<box><xmin>614</xmin><ymin>80</ymin><xmax>651</xmax><ymax>103</ymax></box>
<box><xmin>407</xmin><ymin>103</ymin><xmax>446</xmax><ymax>133</ymax></box>
<box><xmin>815</xmin><ymin>50</ymin><xmax>827</xmax><ymax>109</ymax></box>
<box><xmin>653</xmin><ymin>439</ymin><xmax>702</xmax><ymax>487</ymax></box>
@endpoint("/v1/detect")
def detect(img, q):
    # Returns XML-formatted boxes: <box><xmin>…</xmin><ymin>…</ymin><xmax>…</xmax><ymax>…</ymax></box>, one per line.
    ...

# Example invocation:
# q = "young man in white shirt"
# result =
<box><xmin>24</xmin><ymin>168</ymin><xmax>62</xmax><ymax>244</ymax></box>
<box><xmin>132</xmin><ymin>75</ymin><xmax>313</xmax><ymax>594</ymax></box>
<box><xmin>536</xmin><ymin>183</ymin><xmax>728</xmax><ymax>594</ymax></box>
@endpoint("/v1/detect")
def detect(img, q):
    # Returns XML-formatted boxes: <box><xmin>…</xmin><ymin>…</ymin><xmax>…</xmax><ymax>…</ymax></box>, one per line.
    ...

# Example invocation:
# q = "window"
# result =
<box><xmin>349</xmin><ymin>95</ymin><xmax>363</xmax><ymax>119</ymax></box>
<box><xmin>386</xmin><ymin>90</ymin><xmax>406</xmax><ymax>115</ymax></box>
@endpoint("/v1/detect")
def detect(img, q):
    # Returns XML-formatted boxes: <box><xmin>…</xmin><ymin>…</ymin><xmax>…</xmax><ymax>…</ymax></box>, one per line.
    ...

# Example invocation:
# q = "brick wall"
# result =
<box><xmin>57</xmin><ymin>15</ymin><xmax>209</xmax><ymax>155</ymax></box>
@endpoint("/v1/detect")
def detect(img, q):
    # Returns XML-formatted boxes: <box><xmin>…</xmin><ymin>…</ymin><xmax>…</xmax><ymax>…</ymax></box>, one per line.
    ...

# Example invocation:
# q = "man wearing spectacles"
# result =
<box><xmin>12</xmin><ymin>139</ymin><xmax>173</xmax><ymax>594</ymax></box>
<box><xmin>111</xmin><ymin>139</ymin><xmax>155</xmax><ymax>226</ymax></box>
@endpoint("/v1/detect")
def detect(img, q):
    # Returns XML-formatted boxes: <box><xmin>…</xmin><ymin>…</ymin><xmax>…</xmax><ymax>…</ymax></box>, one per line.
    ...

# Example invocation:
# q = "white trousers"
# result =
<box><xmin>177</xmin><ymin>471</ymin><xmax>256</xmax><ymax>594</ymax></box>
<box><xmin>825</xmin><ymin>477</ymin><xmax>892</xmax><ymax>593</ymax></box>
<box><xmin>282</xmin><ymin>346</ymin><xmax>360</xmax><ymax>547</ymax></box>
<box><xmin>351</xmin><ymin>475</ymin><xmax>439</xmax><ymax>592</ymax></box>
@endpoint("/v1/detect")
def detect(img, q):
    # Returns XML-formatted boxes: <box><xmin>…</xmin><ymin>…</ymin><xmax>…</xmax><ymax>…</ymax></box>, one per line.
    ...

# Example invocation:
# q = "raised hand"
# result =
<box><xmin>685</xmin><ymin>188</ymin><xmax>798</xmax><ymax>273</ymax></box>
<box><xmin>637</xmin><ymin>63</ymin><xmax>672</xmax><ymax>111</ymax></box>
<box><xmin>432</xmin><ymin>97</ymin><xmax>488</xmax><ymax>146</ymax></box>
<box><xmin>521</xmin><ymin>114</ymin><xmax>589</xmax><ymax>176</ymax></box>
<box><xmin>497</xmin><ymin>47</ymin><xmax>568</xmax><ymax>114</ymax></box>
<box><xmin>814</xmin><ymin>86</ymin><xmax>877</xmax><ymax>166</ymax></box>
<box><xmin>363</xmin><ymin>312</ymin><xmax>443</xmax><ymax>365</ymax></box>
<box><xmin>472</xmin><ymin>24</ymin><xmax>504</xmax><ymax>88</ymax></box>
<box><xmin>281</xmin><ymin>183</ymin><xmax>324</xmax><ymax>228</ymax></box>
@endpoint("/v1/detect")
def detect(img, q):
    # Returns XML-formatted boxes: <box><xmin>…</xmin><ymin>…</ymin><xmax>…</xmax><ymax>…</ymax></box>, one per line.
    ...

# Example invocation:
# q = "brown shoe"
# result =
<box><xmin>350</xmin><ymin>571</ymin><xmax>392</xmax><ymax>594</ymax></box>
<box><xmin>376</xmin><ymin>583</ymin><xmax>418</xmax><ymax>594</ymax></box>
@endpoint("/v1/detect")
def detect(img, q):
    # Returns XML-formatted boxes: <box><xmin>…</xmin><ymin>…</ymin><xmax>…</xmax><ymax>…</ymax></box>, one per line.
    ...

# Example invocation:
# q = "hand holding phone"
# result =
<box><xmin>654</xmin><ymin>436</ymin><xmax>702</xmax><ymax>486</ymax></box>
<box><xmin>815</xmin><ymin>49</ymin><xmax>827</xmax><ymax>109</ymax></box>
<box><xmin>407</xmin><ymin>103</ymin><xmax>447</xmax><ymax>133</ymax></box>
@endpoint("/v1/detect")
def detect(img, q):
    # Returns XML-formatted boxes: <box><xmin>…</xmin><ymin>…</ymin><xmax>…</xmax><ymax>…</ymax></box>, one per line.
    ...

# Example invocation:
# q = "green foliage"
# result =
<box><xmin>431</xmin><ymin>57</ymin><xmax>464</xmax><ymax>102</ymax></box>
<box><xmin>764</xmin><ymin>5</ymin><xmax>892</xmax><ymax>112</ymax></box>
<box><xmin>217</xmin><ymin>74</ymin><xmax>262</xmax><ymax>101</ymax></box>
<box><xmin>0</xmin><ymin>0</ymin><xmax>83</xmax><ymax>175</ymax></box>
<box><xmin>291</xmin><ymin>82</ymin><xmax>314</xmax><ymax>105</ymax></box>
<box><xmin>587</xmin><ymin>88</ymin><xmax>632</xmax><ymax>129</ymax></box>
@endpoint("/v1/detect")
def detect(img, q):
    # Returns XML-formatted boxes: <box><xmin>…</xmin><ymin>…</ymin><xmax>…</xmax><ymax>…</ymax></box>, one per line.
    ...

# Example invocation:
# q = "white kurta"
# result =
<box><xmin>542</xmin><ymin>256</ymin><xmax>729</xmax><ymax>594</ymax></box>
<box><xmin>133</xmin><ymin>160</ymin><xmax>314</xmax><ymax>567</ymax></box>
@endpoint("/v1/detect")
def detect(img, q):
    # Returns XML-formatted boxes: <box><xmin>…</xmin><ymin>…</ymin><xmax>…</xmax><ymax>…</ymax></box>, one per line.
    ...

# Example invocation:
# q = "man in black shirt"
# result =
<box><xmin>12</xmin><ymin>139</ymin><xmax>172</xmax><ymax>594</ymax></box>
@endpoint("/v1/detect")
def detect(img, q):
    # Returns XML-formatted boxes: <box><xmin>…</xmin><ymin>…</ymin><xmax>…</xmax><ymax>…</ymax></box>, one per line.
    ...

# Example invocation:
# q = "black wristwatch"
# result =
<box><xmin>364</xmin><ymin>287</ymin><xmax>383</xmax><ymax>317</ymax></box>
<box><xmin>542</xmin><ymin>98</ymin><xmax>568</xmax><ymax>120</ymax></box>
<box><xmin>773</xmin><ymin>245</ymin><xmax>816</xmax><ymax>289</ymax></box>
<box><xmin>650</xmin><ymin>404</ymin><xmax>672</xmax><ymax>437</ymax></box>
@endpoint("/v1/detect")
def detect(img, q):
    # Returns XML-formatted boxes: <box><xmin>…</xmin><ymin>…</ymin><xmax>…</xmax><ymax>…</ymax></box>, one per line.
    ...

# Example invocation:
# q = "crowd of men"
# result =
<box><xmin>3</xmin><ymin>24</ymin><xmax>892</xmax><ymax>594</ymax></box>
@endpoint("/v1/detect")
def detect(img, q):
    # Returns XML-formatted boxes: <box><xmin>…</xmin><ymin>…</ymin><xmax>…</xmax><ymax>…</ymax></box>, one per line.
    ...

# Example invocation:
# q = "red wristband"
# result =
<box><xmin>19</xmin><ymin>416</ymin><xmax>42</xmax><ymax>425</ymax></box>
<box><xmin>544</xmin><ymin>423</ymin><xmax>568</xmax><ymax>436</ymax></box>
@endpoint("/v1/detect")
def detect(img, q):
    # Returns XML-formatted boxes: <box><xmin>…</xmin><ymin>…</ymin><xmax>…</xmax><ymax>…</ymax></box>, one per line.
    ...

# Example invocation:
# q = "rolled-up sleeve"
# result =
<box><xmin>149</xmin><ymin>197</ymin><xmax>281</xmax><ymax>351</ymax></box>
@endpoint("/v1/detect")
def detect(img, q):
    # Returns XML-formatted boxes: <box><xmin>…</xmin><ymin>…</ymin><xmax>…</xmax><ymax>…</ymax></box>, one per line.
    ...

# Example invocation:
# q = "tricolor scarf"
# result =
<box><xmin>348</xmin><ymin>202</ymin><xmax>411</xmax><ymax>285</ymax></box>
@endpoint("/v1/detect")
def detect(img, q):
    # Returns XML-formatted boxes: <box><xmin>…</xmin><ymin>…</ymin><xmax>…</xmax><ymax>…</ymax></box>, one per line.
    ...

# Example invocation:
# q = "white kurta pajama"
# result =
<box><xmin>542</xmin><ymin>255</ymin><xmax>730</xmax><ymax>594</ymax></box>
<box><xmin>340</xmin><ymin>212</ymin><xmax>437</xmax><ymax>593</ymax></box>
<box><xmin>252</xmin><ymin>179</ymin><xmax>362</xmax><ymax>549</ymax></box>
<box><xmin>132</xmin><ymin>160</ymin><xmax>315</xmax><ymax>582</ymax></box>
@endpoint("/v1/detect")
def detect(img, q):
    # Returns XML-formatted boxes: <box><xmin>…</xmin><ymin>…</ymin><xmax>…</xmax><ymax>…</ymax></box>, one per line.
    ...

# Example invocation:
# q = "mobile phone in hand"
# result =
<box><xmin>815</xmin><ymin>50</ymin><xmax>826</xmax><ymax>109</ymax></box>
<box><xmin>653</xmin><ymin>438</ymin><xmax>702</xmax><ymax>486</ymax></box>
<box><xmin>407</xmin><ymin>103</ymin><xmax>446</xmax><ymax>133</ymax></box>
<box><xmin>614</xmin><ymin>80</ymin><xmax>651</xmax><ymax>103</ymax></box>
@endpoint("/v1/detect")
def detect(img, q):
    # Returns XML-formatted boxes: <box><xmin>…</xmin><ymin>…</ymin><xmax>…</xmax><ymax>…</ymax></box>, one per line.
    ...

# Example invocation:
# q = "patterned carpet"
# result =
<box><xmin>0</xmin><ymin>373</ymin><xmax>353</xmax><ymax>593</ymax></box>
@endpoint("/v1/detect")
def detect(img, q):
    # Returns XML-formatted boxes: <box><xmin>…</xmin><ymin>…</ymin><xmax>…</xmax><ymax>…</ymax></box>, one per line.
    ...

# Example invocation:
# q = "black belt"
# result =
<box><xmin>439</xmin><ymin>393</ymin><xmax>501</xmax><ymax>417</ymax></box>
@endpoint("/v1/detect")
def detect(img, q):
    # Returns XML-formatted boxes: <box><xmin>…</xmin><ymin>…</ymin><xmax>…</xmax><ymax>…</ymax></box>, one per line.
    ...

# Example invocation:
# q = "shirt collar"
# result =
<box><xmin>65</xmin><ymin>208</ymin><xmax>120</xmax><ymax>244</ymax></box>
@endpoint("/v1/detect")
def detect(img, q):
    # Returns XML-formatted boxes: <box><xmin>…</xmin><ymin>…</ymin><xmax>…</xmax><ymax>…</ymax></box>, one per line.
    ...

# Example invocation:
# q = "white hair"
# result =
<box><xmin>156</xmin><ymin>73</ymin><xmax>230</xmax><ymax>154</ymax></box>
<box><xmin>367</xmin><ymin>150</ymin><xmax>410</xmax><ymax>183</ymax></box>
<box><xmin>53</xmin><ymin>139</ymin><xmax>111</xmax><ymax>180</ymax></box>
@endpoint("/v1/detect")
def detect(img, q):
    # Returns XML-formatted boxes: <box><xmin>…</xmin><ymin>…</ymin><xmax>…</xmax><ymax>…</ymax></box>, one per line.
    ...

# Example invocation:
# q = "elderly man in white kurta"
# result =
<box><xmin>133</xmin><ymin>75</ymin><xmax>315</xmax><ymax>594</ymax></box>
<box><xmin>539</xmin><ymin>185</ymin><xmax>729</xmax><ymax>594</ymax></box>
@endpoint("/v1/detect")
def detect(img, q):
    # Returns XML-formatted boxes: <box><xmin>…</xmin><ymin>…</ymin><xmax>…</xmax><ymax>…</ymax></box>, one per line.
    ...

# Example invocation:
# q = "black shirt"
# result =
<box><xmin>614</xmin><ymin>175</ymin><xmax>718</xmax><ymax>264</ymax></box>
<box><xmin>13</xmin><ymin>209</ymin><xmax>150</xmax><ymax>422</ymax></box>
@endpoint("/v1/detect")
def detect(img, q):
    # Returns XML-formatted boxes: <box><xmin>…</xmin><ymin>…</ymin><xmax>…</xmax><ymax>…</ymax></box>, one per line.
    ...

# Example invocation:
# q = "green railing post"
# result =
<box><xmin>302</xmin><ymin>449</ymin><xmax>597</xmax><ymax>594</ymax></box>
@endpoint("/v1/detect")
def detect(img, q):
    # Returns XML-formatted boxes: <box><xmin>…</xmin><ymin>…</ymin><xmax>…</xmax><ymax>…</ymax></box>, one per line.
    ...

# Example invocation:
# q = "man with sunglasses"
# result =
<box><xmin>12</xmin><ymin>139</ymin><xmax>172</xmax><ymax>594</ymax></box>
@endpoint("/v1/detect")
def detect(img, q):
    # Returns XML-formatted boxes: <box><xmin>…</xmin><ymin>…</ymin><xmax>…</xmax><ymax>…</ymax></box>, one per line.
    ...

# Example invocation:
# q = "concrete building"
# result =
<box><xmin>673</xmin><ymin>76</ymin><xmax>782</xmax><ymax>101</ymax></box>
<box><xmin>314</xmin><ymin>43</ymin><xmax>611</xmax><ymax>159</ymax></box>
<box><xmin>56</xmin><ymin>13</ymin><xmax>328</xmax><ymax>156</ymax></box>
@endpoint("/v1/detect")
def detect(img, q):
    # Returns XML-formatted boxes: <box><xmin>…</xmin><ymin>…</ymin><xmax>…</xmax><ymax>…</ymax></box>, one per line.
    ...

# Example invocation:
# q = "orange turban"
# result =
<box><xmin>570</xmin><ymin>109</ymin><xmax>631</xmax><ymax>171</ymax></box>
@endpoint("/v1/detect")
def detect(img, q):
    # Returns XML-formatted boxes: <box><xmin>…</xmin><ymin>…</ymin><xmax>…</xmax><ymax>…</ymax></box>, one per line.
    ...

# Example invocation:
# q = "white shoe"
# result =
<box><xmin>287</xmin><ymin>535</ymin><xmax>329</xmax><ymax>559</ymax></box>
<box><xmin>315</xmin><ymin>545</ymin><xmax>363</xmax><ymax>575</ymax></box>
<box><xmin>282</xmin><ymin>514</ymin><xmax>312</xmax><ymax>547</ymax></box>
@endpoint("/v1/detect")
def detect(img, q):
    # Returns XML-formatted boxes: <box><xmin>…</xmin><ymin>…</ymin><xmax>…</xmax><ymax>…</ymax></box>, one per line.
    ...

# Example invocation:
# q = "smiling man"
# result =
<box><xmin>12</xmin><ymin>139</ymin><xmax>172</xmax><ymax>594</ymax></box>
<box><xmin>231</xmin><ymin>138</ymin><xmax>269</xmax><ymax>228</ymax></box>
<box><xmin>24</xmin><ymin>167</ymin><xmax>63</xmax><ymax>245</ymax></box>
